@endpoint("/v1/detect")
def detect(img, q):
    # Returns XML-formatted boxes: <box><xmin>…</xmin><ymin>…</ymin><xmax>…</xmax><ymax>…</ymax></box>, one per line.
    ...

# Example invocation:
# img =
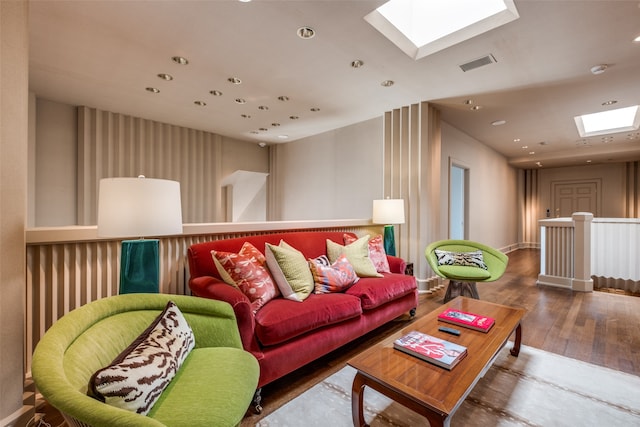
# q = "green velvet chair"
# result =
<box><xmin>31</xmin><ymin>293</ymin><xmax>259</xmax><ymax>427</ymax></box>
<box><xmin>425</xmin><ymin>239</ymin><xmax>509</xmax><ymax>303</ymax></box>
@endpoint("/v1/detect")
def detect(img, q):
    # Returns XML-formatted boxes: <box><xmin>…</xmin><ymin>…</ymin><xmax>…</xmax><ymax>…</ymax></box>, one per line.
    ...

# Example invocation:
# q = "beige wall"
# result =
<box><xmin>1</xmin><ymin>0</ymin><xmax>30</xmax><ymax>424</ymax></box>
<box><xmin>272</xmin><ymin>117</ymin><xmax>384</xmax><ymax>220</ymax></box>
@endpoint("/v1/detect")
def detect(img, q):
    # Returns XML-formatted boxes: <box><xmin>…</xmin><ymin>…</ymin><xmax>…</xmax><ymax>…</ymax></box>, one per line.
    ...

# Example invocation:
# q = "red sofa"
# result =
<box><xmin>187</xmin><ymin>230</ymin><xmax>418</xmax><ymax>410</ymax></box>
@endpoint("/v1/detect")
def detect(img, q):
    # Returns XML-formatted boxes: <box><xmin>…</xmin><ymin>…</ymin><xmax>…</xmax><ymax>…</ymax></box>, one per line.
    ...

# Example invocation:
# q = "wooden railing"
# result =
<box><xmin>539</xmin><ymin>213</ymin><xmax>640</xmax><ymax>293</ymax></box>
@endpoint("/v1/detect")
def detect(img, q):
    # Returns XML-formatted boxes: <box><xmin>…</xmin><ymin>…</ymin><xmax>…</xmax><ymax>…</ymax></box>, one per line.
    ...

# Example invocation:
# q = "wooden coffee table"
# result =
<box><xmin>348</xmin><ymin>297</ymin><xmax>525</xmax><ymax>427</ymax></box>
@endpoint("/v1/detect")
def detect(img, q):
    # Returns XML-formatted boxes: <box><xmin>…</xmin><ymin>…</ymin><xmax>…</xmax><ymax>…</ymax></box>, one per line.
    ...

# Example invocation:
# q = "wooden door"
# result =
<box><xmin>552</xmin><ymin>180</ymin><xmax>599</xmax><ymax>217</ymax></box>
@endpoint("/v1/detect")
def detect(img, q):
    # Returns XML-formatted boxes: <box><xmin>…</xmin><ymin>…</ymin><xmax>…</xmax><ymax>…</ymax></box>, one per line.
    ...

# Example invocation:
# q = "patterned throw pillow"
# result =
<box><xmin>344</xmin><ymin>234</ymin><xmax>390</xmax><ymax>273</ymax></box>
<box><xmin>211</xmin><ymin>242</ymin><xmax>279</xmax><ymax>313</ymax></box>
<box><xmin>326</xmin><ymin>235</ymin><xmax>382</xmax><ymax>278</ymax></box>
<box><xmin>309</xmin><ymin>254</ymin><xmax>359</xmax><ymax>294</ymax></box>
<box><xmin>435</xmin><ymin>249</ymin><xmax>488</xmax><ymax>270</ymax></box>
<box><xmin>88</xmin><ymin>301</ymin><xmax>195</xmax><ymax>415</ymax></box>
<box><xmin>265</xmin><ymin>241</ymin><xmax>314</xmax><ymax>302</ymax></box>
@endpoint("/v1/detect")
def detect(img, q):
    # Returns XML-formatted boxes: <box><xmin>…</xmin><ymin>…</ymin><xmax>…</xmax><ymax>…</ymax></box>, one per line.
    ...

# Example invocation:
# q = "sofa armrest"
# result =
<box><xmin>189</xmin><ymin>277</ymin><xmax>262</xmax><ymax>356</ymax></box>
<box><xmin>387</xmin><ymin>255</ymin><xmax>407</xmax><ymax>275</ymax></box>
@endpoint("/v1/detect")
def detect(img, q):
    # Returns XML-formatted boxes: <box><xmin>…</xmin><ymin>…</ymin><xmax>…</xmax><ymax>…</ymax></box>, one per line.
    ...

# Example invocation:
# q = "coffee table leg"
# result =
<box><xmin>510</xmin><ymin>323</ymin><xmax>522</xmax><ymax>357</ymax></box>
<box><xmin>352</xmin><ymin>372</ymin><xmax>369</xmax><ymax>427</ymax></box>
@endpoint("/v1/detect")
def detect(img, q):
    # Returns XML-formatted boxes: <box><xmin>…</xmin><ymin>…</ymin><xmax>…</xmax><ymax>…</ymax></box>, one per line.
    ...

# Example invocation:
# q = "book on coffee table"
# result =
<box><xmin>438</xmin><ymin>308</ymin><xmax>495</xmax><ymax>332</ymax></box>
<box><xmin>393</xmin><ymin>330</ymin><xmax>467</xmax><ymax>370</ymax></box>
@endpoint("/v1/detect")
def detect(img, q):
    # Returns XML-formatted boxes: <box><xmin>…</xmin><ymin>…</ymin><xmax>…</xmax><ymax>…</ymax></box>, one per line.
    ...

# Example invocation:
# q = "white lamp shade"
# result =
<box><xmin>372</xmin><ymin>199</ymin><xmax>405</xmax><ymax>224</ymax></box>
<box><xmin>98</xmin><ymin>177</ymin><xmax>183</xmax><ymax>237</ymax></box>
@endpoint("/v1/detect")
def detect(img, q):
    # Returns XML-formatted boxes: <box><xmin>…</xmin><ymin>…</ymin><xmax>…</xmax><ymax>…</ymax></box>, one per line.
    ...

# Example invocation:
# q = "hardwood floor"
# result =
<box><xmin>40</xmin><ymin>249</ymin><xmax>640</xmax><ymax>426</ymax></box>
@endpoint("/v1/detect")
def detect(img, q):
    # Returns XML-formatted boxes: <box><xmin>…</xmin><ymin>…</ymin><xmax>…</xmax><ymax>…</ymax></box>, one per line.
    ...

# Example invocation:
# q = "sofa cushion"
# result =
<box><xmin>309</xmin><ymin>254</ymin><xmax>359</xmax><ymax>294</ymax></box>
<box><xmin>88</xmin><ymin>301</ymin><xmax>195</xmax><ymax>415</ymax></box>
<box><xmin>326</xmin><ymin>235</ymin><xmax>382</xmax><ymax>278</ymax></box>
<box><xmin>254</xmin><ymin>293</ymin><xmax>363</xmax><ymax>346</ymax></box>
<box><xmin>344</xmin><ymin>234</ymin><xmax>390</xmax><ymax>273</ymax></box>
<box><xmin>346</xmin><ymin>273</ymin><xmax>417</xmax><ymax>310</ymax></box>
<box><xmin>265</xmin><ymin>241</ymin><xmax>314</xmax><ymax>302</ymax></box>
<box><xmin>211</xmin><ymin>242</ymin><xmax>279</xmax><ymax>312</ymax></box>
<box><xmin>438</xmin><ymin>265</ymin><xmax>492</xmax><ymax>280</ymax></box>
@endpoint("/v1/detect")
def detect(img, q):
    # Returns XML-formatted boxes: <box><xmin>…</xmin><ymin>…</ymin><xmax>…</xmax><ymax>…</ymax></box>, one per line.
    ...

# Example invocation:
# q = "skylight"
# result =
<box><xmin>574</xmin><ymin>105</ymin><xmax>640</xmax><ymax>138</ymax></box>
<box><xmin>364</xmin><ymin>0</ymin><xmax>519</xmax><ymax>60</ymax></box>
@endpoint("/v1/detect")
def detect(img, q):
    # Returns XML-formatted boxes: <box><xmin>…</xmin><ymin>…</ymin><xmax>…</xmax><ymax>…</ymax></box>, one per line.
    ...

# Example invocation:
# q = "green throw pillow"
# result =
<box><xmin>265</xmin><ymin>241</ymin><xmax>314</xmax><ymax>302</ymax></box>
<box><xmin>326</xmin><ymin>235</ymin><xmax>382</xmax><ymax>278</ymax></box>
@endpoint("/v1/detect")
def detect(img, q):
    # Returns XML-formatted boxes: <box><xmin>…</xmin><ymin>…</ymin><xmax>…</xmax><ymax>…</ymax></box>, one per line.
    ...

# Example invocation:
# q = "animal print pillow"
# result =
<box><xmin>435</xmin><ymin>249</ymin><xmax>488</xmax><ymax>270</ymax></box>
<box><xmin>88</xmin><ymin>301</ymin><xmax>195</xmax><ymax>415</ymax></box>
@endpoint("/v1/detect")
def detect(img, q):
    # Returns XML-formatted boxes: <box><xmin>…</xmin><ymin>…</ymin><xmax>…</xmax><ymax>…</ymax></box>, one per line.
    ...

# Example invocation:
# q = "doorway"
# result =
<box><xmin>449</xmin><ymin>161</ymin><xmax>469</xmax><ymax>239</ymax></box>
<box><xmin>551</xmin><ymin>179</ymin><xmax>600</xmax><ymax>217</ymax></box>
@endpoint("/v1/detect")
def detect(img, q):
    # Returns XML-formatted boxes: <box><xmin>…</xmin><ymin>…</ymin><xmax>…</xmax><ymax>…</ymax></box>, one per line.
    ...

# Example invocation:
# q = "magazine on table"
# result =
<box><xmin>393</xmin><ymin>330</ymin><xmax>467</xmax><ymax>370</ymax></box>
<box><xmin>438</xmin><ymin>308</ymin><xmax>495</xmax><ymax>332</ymax></box>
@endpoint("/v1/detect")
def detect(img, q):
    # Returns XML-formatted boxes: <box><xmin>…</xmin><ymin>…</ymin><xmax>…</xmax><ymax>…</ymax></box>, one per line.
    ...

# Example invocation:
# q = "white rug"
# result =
<box><xmin>257</xmin><ymin>345</ymin><xmax>640</xmax><ymax>426</ymax></box>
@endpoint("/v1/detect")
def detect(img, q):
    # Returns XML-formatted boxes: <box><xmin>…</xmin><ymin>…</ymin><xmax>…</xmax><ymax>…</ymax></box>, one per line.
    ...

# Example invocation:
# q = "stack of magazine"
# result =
<box><xmin>437</xmin><ymin>308</ymin><xmax>495</xmax><ymax>332</ymax></box>
<box><xmin>393</xmin><ymin>330</ymin><xmax>467</xmax><ymax>370</ymax></box>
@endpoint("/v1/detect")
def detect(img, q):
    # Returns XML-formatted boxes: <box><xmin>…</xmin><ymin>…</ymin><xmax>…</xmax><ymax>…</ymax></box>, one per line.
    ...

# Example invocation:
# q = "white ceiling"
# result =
<box><xmin>29</xmin><ymin>0</ymin><xmax>640</xmax><ymax>169</ymax></box>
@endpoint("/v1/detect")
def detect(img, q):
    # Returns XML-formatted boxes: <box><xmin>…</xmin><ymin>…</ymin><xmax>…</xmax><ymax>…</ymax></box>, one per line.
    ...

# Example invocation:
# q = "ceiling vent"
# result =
<box><xmin>459</xmin><ymin>54</ymin><xmax>497</xmax><ymax>72</ymax></box>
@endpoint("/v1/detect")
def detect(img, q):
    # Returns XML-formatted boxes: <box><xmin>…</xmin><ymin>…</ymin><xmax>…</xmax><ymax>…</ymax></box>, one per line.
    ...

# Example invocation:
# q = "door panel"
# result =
<box><xmin>552</xmin><ymin>181</ymin><xmax>599</xmax><ymax>217</ymax></box>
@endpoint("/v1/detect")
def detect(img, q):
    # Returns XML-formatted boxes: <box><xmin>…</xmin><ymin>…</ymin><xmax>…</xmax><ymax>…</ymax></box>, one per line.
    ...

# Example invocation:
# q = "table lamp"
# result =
<box><xmin>372</xmin><ymin>198</ymin><xmax>405</xmax><ymax>256</ymax></box>
<box><xmin>98</xmin><ymin>176</ymin><xmax>183</xmax><ymax>294</ymax></box>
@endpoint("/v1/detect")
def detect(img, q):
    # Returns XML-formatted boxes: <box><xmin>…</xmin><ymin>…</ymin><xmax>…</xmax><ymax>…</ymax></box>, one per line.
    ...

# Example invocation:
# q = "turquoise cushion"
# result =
<box><xmin>149</xmin><ymin>347</ymin><xmax>259</xmax><ymax>426</ymax></box>
<box><xmin>438</xmin><ymin>265</ymin><xmax>492</xmax><ymax>281</ymax></box>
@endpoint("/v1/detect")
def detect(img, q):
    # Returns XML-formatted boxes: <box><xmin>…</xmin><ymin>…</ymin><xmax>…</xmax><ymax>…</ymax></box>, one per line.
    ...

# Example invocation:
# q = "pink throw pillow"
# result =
<box><xmin>211</xmin><ymin>242</ymin><xmax>279</xmax><ymax>312</ymax></box>
<box><xmin>344</xmin><ymin>234</ymin><xmax>390</xmax><ymax>273</ymax></box>
<box><xmin>309</xmin><ymin>254</ymin><xmax>359</xmax><ymax>294</ymax></box>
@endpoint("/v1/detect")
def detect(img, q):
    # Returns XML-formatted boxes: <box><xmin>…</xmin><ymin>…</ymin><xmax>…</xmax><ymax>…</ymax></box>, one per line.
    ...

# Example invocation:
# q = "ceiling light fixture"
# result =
<box><xmin>590</xmin><ymin>64</ymin><xmax>608</xmax><ymax>75</ymax></box>
<box><xmin>289</xmin><ymin>116</ymin><xmax>299</xmax><ymax>120</ymax></box>
<box><xmin>259</xmin><ymin>128</ymin><xmax>268</xmax><ymax>131</ymax></box>
<box><xmin>278</xmin><ymin>96</ymin><xmax>290</xmax><ymax>101</ymax></box>
<box><xmin>464</xmin><ymin>99</ymin><xmax>474</xmax><ymax>105</ymax></box>
<box><xmin>351</xmin><ymin>59</ymin><xmax>364</xmax><ymax>68</ymax></box>
<box><xmin>228</xmin><ymin>77</ymin><xmax>242</xmax><ymax>84</ymax></box>
<box><xmin>210</xmin><ymin>90</ymin><xmax>223</xmax><ymax>96</ymax></box>
<box><xmin>235</xmin><ymin>98</ymin><xmax>247</xmax><ymax>104</ymax></box>
<box><xmin>491</xmin><ymin>119</ymin><xmax>506</xmax><ymax>126</ymax></box>
<box><xmin>381</xmin><ymin>80</ymin><xmax>394</xmax><ymax>87</ymax></box>
<box><xmin>157</xmin><ymin>73</ymin><xmax>173</xmax><ymax>81</ymax></box>
<box><xmin>310</xmin><ymin>107</ymin><xmax>320</xmax><ymax>112</ymax></box>
<box><xmin>470</xmin><ymin>105</ymin><xmax>482</xmax><ymax>110</ymax></box>
<box><xmin>278</xmin><ymin>135</ymin><xmax>289</xmax><ymax>139</ymax></box>
<box><xmin>258</xmin><ymin>142</ymin><xmax>267</xmax><ymax>148</ymax></box>
<box><xmin>271</xmin><ymin>123</ymin><xmax>281</xmax><ymax>127</ymax></box>
<box><xmin>171</xmin><ymin>56</ymin><xmax>188</xmax><ymax>65</ymax></box>
<box><xmin>297</xmin><ymin>26</ymin><xmax>315</xmax><ymax>39</ymax></box>
<box><xmin>194</xmin><ymin>101</ymin><xmax>206</xmax><ymax>106</ymax></box>
<box><xmin>602</xmin><ymin>100</ymin><xmax>617</xmax><ymax>106</ymax></box>
<box><xmin>513</xmin><ymin>138</ymin><xmax>520</xmax><ymax>142</ymax></box>
<box><xmin>241</xmin><ymin>114</ymin><xmax>251</xmax><ymax>118</ymax></box>
<box><xmin>145</xmin><ymin>87</ymin><xmax>160</xmax><ymax>93</ymax></box>
<box><xmin>634</xmin><ymin>35</ymin><xmax>640</xmax><ymax>42</ymax></box>
<box><xmin>258</xmin><ymin>106</ymin><xmax>269</xmax><ymax>110</ymax></box>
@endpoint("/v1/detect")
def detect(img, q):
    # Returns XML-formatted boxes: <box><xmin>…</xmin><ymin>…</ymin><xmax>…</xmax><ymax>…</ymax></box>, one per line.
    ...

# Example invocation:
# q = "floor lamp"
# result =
<box><xmin>98</xmin><ymin>176</ymin><xmax>183</xmax><ymax>294</ymax></box>
<box><xmin>372</xmin><ymin>199</ymin><xmax>405</xmax><ymax>257</ymax></box>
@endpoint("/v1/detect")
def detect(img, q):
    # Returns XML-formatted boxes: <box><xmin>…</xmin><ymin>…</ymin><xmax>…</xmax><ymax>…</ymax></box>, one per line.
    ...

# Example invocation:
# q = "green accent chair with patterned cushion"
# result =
<box><xmin>425</xmin><ymin>239</ymin><xmax>509</xmax><ymax>303</ymax></box>
<box><xmin>31</xmin><ymin>293</ymin><xmax>259</xmax><ymax>427</ymax></box>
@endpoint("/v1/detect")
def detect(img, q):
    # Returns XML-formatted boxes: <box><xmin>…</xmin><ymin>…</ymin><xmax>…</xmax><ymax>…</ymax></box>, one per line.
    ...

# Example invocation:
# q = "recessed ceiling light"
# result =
<box><xmin>278</xmin><ymin>135</ymin><xmax>289</xmax><ymax>139</ymax></box>
<box><xmin>241</xmin><ymin>114</ymin><xmax>251</xmax><ymax>118</ymax></box>
<box><xmin>381</xmin><ymin>80</ymin><xmax>394</xmax><ymax>87</ymax></box>
<box><xmin>271</xmin><ymin>123</ymin><xmax>281</xmax><ymax>127</ymax></box>
<box><xmin>351</xmin><ymin>59</ymin><xmax>364</xmax><ymax>68</ymax></box>
<box><xmin>310</xmin><ymin>107</ymin><xmax>321</xmax><ymax>112</ymax></box>
<box><xmin>289</xmin><ymin>116</ymin><xmax>299</xmax><ymax>120</ymax></box>
<box><xmin>258</xmin><ymin>142</ymin><xmax>267</xmax><ymax>148</ymax></box>
<box><xmin>145</xmin><ymin>87</ymin><xmax>160</xmax><ymax>93</ymax></box>
<box><xmin>464</xmin><ymin>99</ymin><xmax>474</xmax><ymax>105</ymax></box>
<box><xmin>210</xmin><ymin>90</ymin><xmax>223</xmax><ymax>96</ymax></box>
<box><xmin>470</xmin><ymin>105</ymin><xmax>482</xmax><ymax>111</ymax></box>
<box><xmin>521</xmin><ymin>145</ymin><xmax>528</xmax><ymax>149</ymax></box>
<box><xmin>590</xmin><ymin>64</ymin><xmax>608</xmax><ymax>75</ymax></box>
<box><xmin>529</xmin><ymin>151</ymin><xmax>535</xmax><ymax>155</ymax></box>
<box><xmin>259</xmin><ymin>128</ymin><xmax>268</xmax><ymax>132</ymax></box>
<box><xmin>239</xmin><ymin>0</ymin><xmax>252</xmax><ymax>3</ymax></box>
<box><xmin>602</xmin><ymin>100</ymin><xmax>617</xmax><ymax>106</ymax></box>
<box><xmin>278</xmin><ymin>96</ymin><xmax>290</xmax><ymax>102</ymax></box>
<box><xmin>235</xmin><ymin>98</ymin><xmax>247</xmax><ymax>104</ymax></box>
<box><xmin>575</xmin><ymin>105</ymin><xmax>640</xmax><ymax>137</ymax></box>
<box><xmin>513</xmin><ymin>138</ymin><xmax>520</xmax><ymax>142</ymax></box>
<box><xmin>171</xmin><ymin>56</ymin><xmax>188</xmax><ymax>65</ymax></box>
<box><xmin>228</xmin><ymin>77</ymin><xmax>242</xmax><ymax>84</ymax></box>
<box><xmin>157</xmin><ymin>73</ymin><xmax>173</xmax><ymax>81</ymax></box>
<box><xmin>258</xmin><ymin>105</ymin><xmax>269</xmax><ymax>111</ymax></box>
<box><xmin>194</xmin><ymin>101</ymin><xmax>206</xmax><ymax>106</ymax></box>
<box><xmin>586</xmin><ymin>160</ymin><xmax>592</xmax><ymax>163</ymax></box>
<box><xmin>635</xmin><ymin>35</ymin><xmax>640</xmax><ymax>42</ymax></box>
<box><xmin>491</xmin><ymin>119</ymin><xmax>506</xmax><ymax>126</ymax></box>
<box><xmin>297</xmin><ymin>26</ymin><xmax>315</xmax><ymax>39</ymax></box>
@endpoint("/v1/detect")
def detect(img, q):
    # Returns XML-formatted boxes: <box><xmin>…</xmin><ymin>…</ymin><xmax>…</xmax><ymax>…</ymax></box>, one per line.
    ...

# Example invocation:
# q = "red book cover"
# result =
<box><xmin>393</xmin><ymin>330</ymin><xmax>467</xmax><ymax>370</ymax></box>
<box><xmin>438</xmin><ymin>308</ymin><xmax>495</xmax><ymax>333</ymax></box>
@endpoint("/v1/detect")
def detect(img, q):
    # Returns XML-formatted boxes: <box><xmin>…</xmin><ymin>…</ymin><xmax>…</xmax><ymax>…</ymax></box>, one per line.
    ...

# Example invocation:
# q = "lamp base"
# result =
<box><xmin>383</xmin><ymin>224</ymin><xmax>396</xmax><ymax>257</ymax></box>
<box><xmin>119</xmin><ymin>239</ymin><xmax>160</xmax><ymax>294</ymax></box>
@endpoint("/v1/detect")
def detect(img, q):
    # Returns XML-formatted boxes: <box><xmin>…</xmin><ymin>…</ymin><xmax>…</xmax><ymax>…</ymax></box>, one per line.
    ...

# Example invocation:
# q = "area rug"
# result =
<box><xmin>257</xmin><ymin>344</ymin><xmax>640</xmax><ymax>426</ymax></box>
